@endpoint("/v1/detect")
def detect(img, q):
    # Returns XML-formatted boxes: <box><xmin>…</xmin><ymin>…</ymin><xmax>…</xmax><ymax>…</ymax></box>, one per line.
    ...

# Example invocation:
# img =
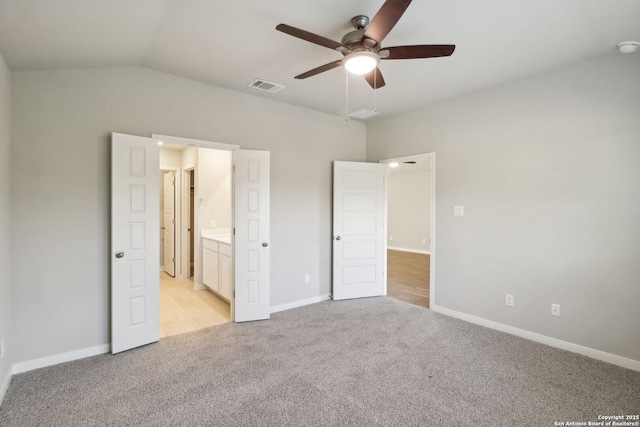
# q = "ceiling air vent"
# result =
<box><xmin>248</xmin><ymin>79</ymin><xmax>285</xmax><ymax>93</ymax></box>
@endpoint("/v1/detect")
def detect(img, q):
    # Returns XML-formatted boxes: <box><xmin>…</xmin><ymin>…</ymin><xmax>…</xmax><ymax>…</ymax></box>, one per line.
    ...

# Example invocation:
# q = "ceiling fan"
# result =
<box><xmin>276</xmin><ymin>0</ymin><xmax>455</xmax><ymax>89</ymax></box>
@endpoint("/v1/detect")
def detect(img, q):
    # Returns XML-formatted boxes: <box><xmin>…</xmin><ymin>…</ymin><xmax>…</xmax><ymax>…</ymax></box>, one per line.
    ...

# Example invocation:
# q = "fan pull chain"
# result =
<box><xmin>374</xmin><ymin>70</ymin><xmax>377</xmax><ymax>112</ymax></box>
<box><xmin>345</xmin><ymin>69</ymin><xmax>349</xmax><ymax>121</ymax></box>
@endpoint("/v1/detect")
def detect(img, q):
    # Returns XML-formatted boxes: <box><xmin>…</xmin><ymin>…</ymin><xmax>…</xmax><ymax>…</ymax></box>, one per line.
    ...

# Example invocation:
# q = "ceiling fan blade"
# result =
<box><xmin>364</xmin><ymin>0</ymin><xmax>413</xmax><ymax>44</ymax></box>
<box><xmin>380</xmin><ymin>44</ymin><xmax>456</xmax><ymax>60</ymax></box>
<box><xmin>276</xmin><ymin>24</ymin><xmax>343</xmax><ymax>50</ymax></box>
<box><xmin>364</xmin><ymin>67</ymin><xmax>386</xmax><ymax>89</ymax></box>
<box><xmin>295</xmin><ymin>60</ymin><xmax>343</xmax><ymax>79</ymax></box>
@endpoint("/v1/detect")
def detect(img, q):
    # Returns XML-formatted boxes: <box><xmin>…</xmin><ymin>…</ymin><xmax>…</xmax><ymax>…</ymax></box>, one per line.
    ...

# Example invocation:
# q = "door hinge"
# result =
<box><xmin>233</xmin><ymin>290</ymin><xmax>236</xmax><ymax>298</ymax></box>
<box><xmin>233</xmin><ymin>165</ymin><xmax>236</xmax><ymax>173</ymax></box>
<box><xmin>233</xmin><ymin>228</ymin><xmax>235</xmax><ymax>235</ymax></box>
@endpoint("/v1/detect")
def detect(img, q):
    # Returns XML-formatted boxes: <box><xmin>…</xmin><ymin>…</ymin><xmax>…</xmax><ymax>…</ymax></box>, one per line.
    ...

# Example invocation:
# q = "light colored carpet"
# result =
<box><xmin>1</xmin><ymin>297</ymin><xmax>639</xmax><ymax>426</ymax></box>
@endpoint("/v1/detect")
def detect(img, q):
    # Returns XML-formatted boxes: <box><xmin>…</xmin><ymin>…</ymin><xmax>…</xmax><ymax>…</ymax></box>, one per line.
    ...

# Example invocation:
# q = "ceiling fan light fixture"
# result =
<box><xmin>618</xmin><ymin>41</ymin><xmax>639</xmax><ymax>53</ymax></box>
<box><xmin>343</xmin><ymin>51</ymin><xmax>379</xmax><ymax>75</ymax></box>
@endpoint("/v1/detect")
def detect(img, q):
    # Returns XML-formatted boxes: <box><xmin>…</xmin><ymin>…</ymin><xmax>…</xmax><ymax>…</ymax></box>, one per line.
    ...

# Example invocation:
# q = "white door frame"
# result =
<box><xmin>181</xmin><ymin>166</ymin><xmax>195</xmax><ymax>281</ymax></box>
<box><xmin>379</xmin><ymin>152</ymin><xmax>436</xmax><ymax>309</ymax></box>
<box><xmin>160</xmin><ymin>166</ymin><xmax>180</xmax><ymax>276</ymax></box>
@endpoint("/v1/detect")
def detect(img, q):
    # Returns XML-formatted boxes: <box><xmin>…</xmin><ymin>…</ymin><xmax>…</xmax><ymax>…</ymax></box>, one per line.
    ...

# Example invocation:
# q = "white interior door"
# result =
<box><xmin>163</xmin><ymin>171</ymin><xmax>176</xmax><ymax>277</ymax></box>
<box><xmin>333</xmin><ymin>161</ymin><xmax>387</xmax><ymax>300</ymax></box>
<box><xmin>234</xmin><ymin>149</ymin><xmax>270</xmax><ymax>322</ymax></box>
<box><xmin>111</xmin><ymin>133</ymin><xmax>160</xmax><ymax>354</ymax></box>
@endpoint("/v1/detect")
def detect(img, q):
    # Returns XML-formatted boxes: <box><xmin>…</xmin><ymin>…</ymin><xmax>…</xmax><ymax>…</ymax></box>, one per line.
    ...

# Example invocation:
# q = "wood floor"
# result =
<box><xmin>387</xmin><ymin>249</ymin><xmax>430</xmax><ymax>309</ymax></box>
<box><xmin>159</xmin><ymin>272</ymin><xmax>230</xmax><ymax>338</ymax></box>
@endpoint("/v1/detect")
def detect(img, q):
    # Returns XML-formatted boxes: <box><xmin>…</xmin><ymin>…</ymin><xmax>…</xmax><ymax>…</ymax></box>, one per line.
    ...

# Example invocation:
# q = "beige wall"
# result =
<box><xmin>159</xmin><ymin>148</ymin><xmax>182</xmax><ymax>168</ymax></box>
<box><xmin>367</xmin><ymin>53</ymin><xmax>640</xmax><ymax>361</ymax></box>
<box><xmin>10</xmin><ymin>66</ymin><xmax>366</xmax><ymax>363</ymax></box>
<box><xmin>197</xmin><ymin>148</ymin><xmax>231</xmax><ymax>231</ymax></box>
<box><xmin>388</xmin><ymin>169</ymin><xmax>431</xmax><ymax>253</ymax></box>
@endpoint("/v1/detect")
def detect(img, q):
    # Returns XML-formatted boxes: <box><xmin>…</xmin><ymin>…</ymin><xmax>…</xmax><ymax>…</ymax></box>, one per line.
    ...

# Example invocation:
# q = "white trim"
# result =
<box><xmin>11</xmin><ymin>344</ymin><xmax>110</xmax><ymax>375</ymax></box>
<box><xmin>431</xmin><ymin>304</ymin><xmax>640</xmax><ymax>372</ymax></box>
<box><xmin>0</xmin><ymin>368</ymin><xmax>11</xmax><ymax>406</ymax></box>
<box><xmin>270</xmin><ymin>294</ymin><xmax>331</xmax><ymax>314</ymax></box>
<box><xmin>181</xmin><ymin>165</ymin><xmax>195</xmax><ymax>281</ymax></box>
<box><xmin>429</xmin><ymin>154</ymin><xmax>436</xmax><ymax>309</ymax></box>
<box><xmin>387</xmin><ymin>245</ymin><xmax>430</xmax><ymax>255</ymax></box>
<box><xmin>152</xmin><ymin>134</ymin><xmax>239</xmax><ymax>151</ymax></box>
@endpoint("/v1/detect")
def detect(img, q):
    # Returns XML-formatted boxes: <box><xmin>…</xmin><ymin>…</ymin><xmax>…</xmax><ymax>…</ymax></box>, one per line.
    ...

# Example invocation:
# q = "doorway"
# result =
<box><xmin>159</xmin><ymin>143</ymin><xmax>232</xmax><ymax>337</ymax></box>
<box><xmin>380</xmin><ymin>153</ymin><xmax>434</xmax><ymax>309</ymax></box>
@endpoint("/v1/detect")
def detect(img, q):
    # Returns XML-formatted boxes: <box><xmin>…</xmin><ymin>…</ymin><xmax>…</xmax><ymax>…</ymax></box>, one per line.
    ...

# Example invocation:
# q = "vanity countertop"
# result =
<box><xmin>201</xmin><ymin>230</ymin><xmax>231</xmax><ymax>245</ymax></box>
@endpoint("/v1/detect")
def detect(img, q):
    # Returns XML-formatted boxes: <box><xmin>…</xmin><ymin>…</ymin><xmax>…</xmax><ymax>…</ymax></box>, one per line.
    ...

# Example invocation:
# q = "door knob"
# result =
<box><xmin>335</xmin><ymin>235</ymin><xmax>341</xmax><ymax>241</ymax></box>
<box><xmin>262</xmin><ymin>242</ymin><xmax>269</xmax><ymax>247</ymax></box>
<box><xmin>115</xmin><ymin>251</ymin><xmax>124</xmax><ymax>258</ymax></box>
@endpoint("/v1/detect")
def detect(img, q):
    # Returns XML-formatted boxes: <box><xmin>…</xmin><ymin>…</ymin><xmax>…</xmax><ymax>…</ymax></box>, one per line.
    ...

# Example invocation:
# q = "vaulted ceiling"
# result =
<box><xmin>1</xmin><ymin>0</ymin><xmax>638</xmax><ymax>119</ymax></box>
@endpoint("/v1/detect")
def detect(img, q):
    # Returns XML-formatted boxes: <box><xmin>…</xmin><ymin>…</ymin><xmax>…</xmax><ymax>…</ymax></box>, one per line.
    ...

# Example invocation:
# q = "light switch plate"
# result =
<box><xmin>453</xmin><ymin>205</ymin><xmax>464</xmax><ymax>216</ymax></box>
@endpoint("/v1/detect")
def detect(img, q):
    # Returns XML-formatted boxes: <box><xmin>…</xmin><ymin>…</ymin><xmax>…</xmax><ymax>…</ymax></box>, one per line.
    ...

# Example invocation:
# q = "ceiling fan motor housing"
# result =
<box><xmin>341</xmin><ymin>33</ymin><xmax>380</xmax><ymax>56</ymax></box>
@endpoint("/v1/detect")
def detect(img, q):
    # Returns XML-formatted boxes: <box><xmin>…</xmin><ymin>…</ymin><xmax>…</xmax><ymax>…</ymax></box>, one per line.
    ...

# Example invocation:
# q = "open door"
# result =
<box><xmin>333</xmin><ymin>161</ymin><xmax>387</xmax><ymax>300</ymax></box>
<box><xmin>234</xmin><ymin>149</ymin><xmax>270</xmax><ymax>322</ymax></box>
<box><xmin>111</xmin><ymin>133</ymin><xmax>160</xmax><ymax>353</ymax></box>
<box><xmin>163</xmin><ymin>171</ymin><xmax>176</xmax><ymax>277</ymax></box>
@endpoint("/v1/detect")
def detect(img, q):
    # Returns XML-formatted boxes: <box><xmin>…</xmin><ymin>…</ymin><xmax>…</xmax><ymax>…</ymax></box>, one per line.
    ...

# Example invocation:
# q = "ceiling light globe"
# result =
<box><xmin>343</xmin><ymin>52</ymin><xmax>380</xmax><ymax>75</ymax></box>
<box><xmin>618</xmin><ymin>41</ymin><xmax>639</xmax><ymax>53</ymax></box>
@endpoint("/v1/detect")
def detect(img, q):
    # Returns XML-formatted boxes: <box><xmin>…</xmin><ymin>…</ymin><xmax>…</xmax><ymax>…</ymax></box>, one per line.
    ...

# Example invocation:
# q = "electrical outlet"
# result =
<box><xmin>210</xmin><ymin>219</ymin><xmax>216</xmax><ymax>228</ymax></box>
<box><xmin>0</xmin><ymin>339</ymin><xmax>4</xmax><ymax>358</ymax></box>
<box><xmin>551</xmin><ymin>303</ymin><xmax>560</xmax><ymax>316</ymax></box>
<box><xmin>389</xmin><ymin>235</ymin><xmax>393</xmax><ymax>241</ymax></box>
<box><xmin>505</xmin><ymin>294</ymin><xmax>514</xmax><ymax>307</ymax></box>
<box><xmin>422</xmin><ymin>238</ymin><xmax>426</xmax><ymax>244</ymax></box>
<box><xmin>304</xmin><ymin>274</ymin><xmax>310</xmax><ymax>284</ymax></box>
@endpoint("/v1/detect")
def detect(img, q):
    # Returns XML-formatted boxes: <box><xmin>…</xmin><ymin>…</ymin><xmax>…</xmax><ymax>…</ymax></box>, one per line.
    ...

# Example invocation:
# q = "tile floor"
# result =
<box><xmin>159</xmin><ymin>272</ymin><xmax>230</xmax><ymax>338</ymax></box>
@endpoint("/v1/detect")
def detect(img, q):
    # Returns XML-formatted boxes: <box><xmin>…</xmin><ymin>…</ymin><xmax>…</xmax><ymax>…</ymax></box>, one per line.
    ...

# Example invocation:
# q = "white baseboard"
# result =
<box><xmin>388</xmin><ymin>246</ymin><xmax>430</xmax><ymax>255</ymax></box>
<box><xmin>271</xmin><ymin>294</ymin><xmax>331</xmax><ymax>314</ymax></box>
<box><xmin>431</xmin><ymin>304</ymin><xmax>640</xmax><ymax>372</ymax></box>
<box><xmin>0</xmin><ymin>367</ymin><xmax>11</xmax><ymax>407</ymax></box>
<box><xmin>12</xmin><ymin>344</ymin><xmax>110</xmax><ymax>375</ymax></box>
